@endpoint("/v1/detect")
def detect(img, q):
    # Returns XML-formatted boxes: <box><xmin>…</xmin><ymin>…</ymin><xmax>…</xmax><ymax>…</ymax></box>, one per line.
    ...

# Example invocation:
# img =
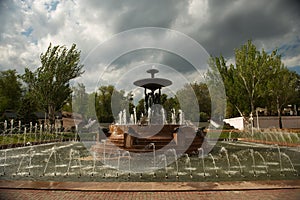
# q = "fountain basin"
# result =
<box><xmin>98</xmin><ymin>124</ymin><xmax>205</xmax><ymax>154</ymax></box>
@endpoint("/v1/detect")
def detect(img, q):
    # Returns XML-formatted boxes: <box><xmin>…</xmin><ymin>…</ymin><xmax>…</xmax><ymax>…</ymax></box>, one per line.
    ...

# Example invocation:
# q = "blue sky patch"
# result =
<box><xmin>45</xmin><ymin>0</ymin><xmax>59</xmax><ymax>12</ymax></box>
<box><xmin>21</xmin><ymin>27</ymin><xmax>33</xmax><ymax>37</ymax></box>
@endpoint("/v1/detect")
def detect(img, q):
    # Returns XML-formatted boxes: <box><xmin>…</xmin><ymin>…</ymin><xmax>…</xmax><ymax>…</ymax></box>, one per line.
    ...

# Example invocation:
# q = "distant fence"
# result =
<box><xmin>253</xmin><ymin>116</ymin><xmax>300</xmax><ymax>129</ymax></box>
<box><xmin>224</xmin><ymin>116</ymin><xmax>300</xmax><ymax>130</ymax></box>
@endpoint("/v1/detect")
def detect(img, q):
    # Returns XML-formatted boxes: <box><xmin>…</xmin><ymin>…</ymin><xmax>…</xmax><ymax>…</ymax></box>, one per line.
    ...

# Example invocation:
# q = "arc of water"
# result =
<box><xmin>18</xmin><ymin>121</ymin><xmax>21</xmax><ymax>133</ymax></box>
<box><xmin>208</xmin><ymin>153</ymin><xmax>218</xmax><ymax>177</ymax></box>
<box><xmin>123</xmin><ymin>109</ymin><xmax>127</xmax><ymax>125</ymax></box>
<box><xmin>23</xmin><ymin>127</ymin><xmax>27</xmax><ymax>147</ymax></box>
<box><xmin>27</xmin><ymin>147</ymin><xmax>35</xmax><ymax>175</ymax></box>
<box><xmin>185</xmin><ymin>153</ymin><xmax>193</xmax><ymax>178</ymax></box>
<box><xmin>2</xmin><ymin>150</ymin><xmax>8</xmax><ymax>175</ymax></box>
<box><xmin>66</xmin><ymin>149</ymin><xmax>82</xmax><ymax>176</ymax></box>
<box><xmin>4</xmin><ymin>120</ymin><xmax>7</xmax><ymax>133</ymax></box>
<box><xmin>254</xmin><ymin>151</ymin><xmax>269</xmax><ymax>175</ymax></box>
<box><xmin>122</xmin><ymin>151</ymin><xmax>131</xmax><ymax>173</ymax></box>
<box><xmin>130</xmin><ymin>114</ymin><xmax>134</xmax><ymax>125</ymax></box>
<box><xmin>162</xmin><ymin>154</ymin><xmax>168</xmax><ymax>178</ymax></box>
<box><xmin>171</xmin><ymin>109</ymin><xmax>176</xmax><ymax>124</ymax></box>
<box><xmin>267</xmin><ymin>132</ymin><xmax>274</xmax><ymax>142</ymax></box>
<box><xmin>228</xmin><ymin>131</ymin><xmax>232</xmax><ymax>141</ymax></box>
<box><xmin>286</xmin><ymin>133</ymin><xmax>293</xmax><ymax>144</ymax></box>
<box><xmin>231</xmin><ymin>154</ymin><xmax>243</xmax><ymax>176</ymax></box>
<box><xmin>116</xmin><ymin>150</ymin><xmax>121</xmax><ymax>177</ymax></box>
<box><xmin>148</xmin><ymin>107</ymin><xmax>152</xmax><ymax>124</ymax></box>
<box><xmin>275</xmin><ymin>145</ymin><xmax>283</xmax><ymax>175</ymax></box>
<box><xmin>198</xmin><ymin>148</ymin><xmax>206</xmax><ymax>177</ymax></box>
<box><xmin>220</xmin><ymin>147</ymin><xmax>231</xmax><ymax>176</ymax></box>
<box><xmin>66</xmin><ymin>149</ymin><xmax>74</xmax><ymax>175</ymax></box>
<box><xmin>92</xmin><ymin>151</ymin><xmax>97</xmax><ymax>176</ymax></box>
<box><xmin>10</xmin><ymin>119</ymin><xmax>13</xmax><ymax>134</ymax></box>
<box><xmin>76</xmin><ymin>150</ymin><xmax>82</xmax><ymax>176</ymax></box>
<box><xmin>16</xmin><ymin>148</ymin><xmax>32</xmax><ymax>175</ymax></box>
<box><xmin>43</xmin><ymin>146</ymin><xmax>57</xmax><ymax>176</ymax></box>
<box><xmin>102</xmin><ymin>139</ymin><xmax>106</xmax><ymax>165</ymax></box>
<box><xmin>133</xmin><ymin>107</ymin><xmax>137</xmax><ymax>125</ymax></box>
<box><xmin>166</xmin><ymin>149</ymin><xmax>178</xmax><ymax>176</ymax></box>
<box><xmin>149</xmin><ymin>143</ymin><xmax>156</xmax><ymax>169</ymax></box>
<box><xmin>249</xmin><ymin>149</ymin><xmax>256</xmax><ymax>176</ymax></box>
<box><xmin>281</xmin><ymin>152</ymin><xmax>298</xmax><ymax>175</ymax></box>
<box><xmin>29</xmin><ymin>122</ymin><xmax>32</xmax><ymax>134</ymax></box>
<box><xmin>292</xmin><ymin>133</ymin><xmax>300</xmax><ymax>143</ymax></box>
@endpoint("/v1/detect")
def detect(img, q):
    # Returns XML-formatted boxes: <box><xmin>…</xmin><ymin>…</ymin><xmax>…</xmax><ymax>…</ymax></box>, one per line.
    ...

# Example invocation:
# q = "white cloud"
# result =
<box><xmin>283</xmin><ymin>55</ymin><xmax>300</xmax><ymax>68</ymax></box>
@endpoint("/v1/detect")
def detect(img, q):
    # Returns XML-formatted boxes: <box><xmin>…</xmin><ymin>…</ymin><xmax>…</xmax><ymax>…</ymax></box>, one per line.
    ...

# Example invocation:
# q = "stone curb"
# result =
<box><xmin>0</xmin><ymin>180</ymin><xmax>299</xmax><ymax>192</ymax></box>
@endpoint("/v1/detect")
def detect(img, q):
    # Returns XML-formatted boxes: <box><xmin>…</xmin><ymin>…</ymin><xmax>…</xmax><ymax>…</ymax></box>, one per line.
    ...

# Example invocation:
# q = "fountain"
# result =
<box><xmin>208</xmin><ymin>153</ymin><xmax>218</xmax><ymax>177</ymax></box>
<box><xmin>0</xmin><ymin>134</ymin><xmax>298</xmax><ymax>183</ymax></box>
<box><xmin>198</xmin><ymin>148</ymin><xmax>206</xmax><ymax>177</ymax></box>
<box><xmin>94</xmin><ymin>68</ymin><xmax>206</xmax><ymax>162</ymax></box>
<box><xmin>0</xmin><ymin>70</ymin><xmax>299</xmax><ymax>187</ymax></box>
<box><xmin>220</xmin><ymin>147</ymin><xmax>231</xmax><ymax>176</ymax></box>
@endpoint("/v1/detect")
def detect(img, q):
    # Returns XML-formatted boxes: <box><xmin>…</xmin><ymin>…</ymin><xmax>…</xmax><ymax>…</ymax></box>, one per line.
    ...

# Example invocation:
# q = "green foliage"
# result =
<box><xmin>18</xmin><ymin>92</ymin><xmax>39</xmax><ymax>123</ymax></box>
<box><xmin>95</xmin><ymin>85</ymin><xmax>128</xmax><ymax>123</ymax></box>
<box><xmin>162</xmin><ymin>96</ymin><xmax>180</xmax><ymax>123</ymax></box>
<box><xmin>72</xmin><ymin>83</ymin><xmax>88</xmax><ymax>119</ymax></box>
<box><xmin>22</xmin><ymin>43</ymin><xmax>84</xmax><ymax>124</ymax></box>
<box><xmin>176</xmin><ymin>82</ymin><xmax>211</xmax><ymax>122</ymax></box>
<box><xmin>191</xmin><ymin>82</ymin><xmax>211</xmax><ymax>117</ymax></box>
<box><xmin>135</xmin><ymin>98</ymin><xmax>145</xmax><ymax>120</ymax></box>
<box><xmin>209</xmin><ymin>40</ymin><xmax>298</xmax><ymax>122</ymax></box>
<box><xmin>0</xmin><ymin>69</ymin><xmax>22</xmax><ymax>116</ymax></box>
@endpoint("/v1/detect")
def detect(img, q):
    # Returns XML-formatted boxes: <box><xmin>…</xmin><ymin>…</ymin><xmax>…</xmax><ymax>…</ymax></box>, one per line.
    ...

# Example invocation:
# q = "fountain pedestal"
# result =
<box><xmin>93</xmin><ymin>68</ymin><xmax>206</xmax><ymax>154</ymax></box>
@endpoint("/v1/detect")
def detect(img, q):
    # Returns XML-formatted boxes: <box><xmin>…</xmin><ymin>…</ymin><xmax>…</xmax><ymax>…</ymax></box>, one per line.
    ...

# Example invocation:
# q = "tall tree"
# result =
<box><xmin>234</xmin><ymin>40</ymin><xmax>270</xmax><ymax>115</ymax></box>
<box><xmin>176</xmin><ymin>84</ymin><xmax>200</xmax><ymax>122</ymax></box>
<box><xmin>23</xmin><ymin>43</ymin><xmax>84</xmax><ymax>125</ymax></box>
<box><xmin>208</xmin><ymin>56</ymin><xmax>249</xmax><ymax>118</ymax></box>
<box><xmin>190</xmin><ymin>82</ymin><xmax>211</xmax><ymax>119</ymax></box>
<box><xmin>72</xmin><ymin>83</ymin><xmax>88</xmax><ymax>119</ymax></box>
<box><xmin>266</xmin><ymin>62</ymin><xmax>298</xmax><ymax>128</ymax></box>
<box><xmin>0</xmin><ymin>69</ymin><xmax>22</xmax><ymax>115</ymax></box>
<box><xmin>209</xmin><ymin>40</ymin><xmax>284</xmax><ymax>118</ymax></box>
<box><xmin>95</xmin><ymin>85</ymin><xmax>127</xmax><ymax>123</ymax></box>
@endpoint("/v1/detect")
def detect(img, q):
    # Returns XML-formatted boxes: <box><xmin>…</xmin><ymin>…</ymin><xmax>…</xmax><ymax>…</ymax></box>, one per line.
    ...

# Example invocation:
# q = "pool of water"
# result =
<box><xmin>0</xmin><ymin>140</ymin><xmax>299</xmax><ymax>182</ymax></box>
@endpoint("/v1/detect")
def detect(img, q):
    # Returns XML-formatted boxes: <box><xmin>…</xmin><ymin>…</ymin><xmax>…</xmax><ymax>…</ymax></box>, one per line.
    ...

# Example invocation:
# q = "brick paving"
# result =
<box><xmin>0</xmin><ymin>189</ymin><xmax>300</xmax><ymax>200</ymax></box>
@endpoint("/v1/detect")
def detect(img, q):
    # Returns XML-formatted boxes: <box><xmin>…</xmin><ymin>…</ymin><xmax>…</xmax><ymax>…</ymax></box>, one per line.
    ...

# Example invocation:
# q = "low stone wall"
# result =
<box><xmin>253</xmin><ymin>116</ymin><xmax>300</xmax><ymax>129</ymax></box>
<box><xmin>224</xmin><ymin>116</ymin><xmax>300</xmax><ymax>130</ymax></box>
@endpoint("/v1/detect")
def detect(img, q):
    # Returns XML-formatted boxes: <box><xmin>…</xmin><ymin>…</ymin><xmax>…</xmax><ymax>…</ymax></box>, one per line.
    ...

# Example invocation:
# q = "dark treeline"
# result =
<box><xmin>1</xmin><ymin>41</ymin><xmax>299</xmax><ymax>128</ymax></box>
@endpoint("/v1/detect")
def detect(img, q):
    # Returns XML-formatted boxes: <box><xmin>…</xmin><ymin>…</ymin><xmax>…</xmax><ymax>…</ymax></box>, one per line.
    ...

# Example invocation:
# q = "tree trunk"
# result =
<box><xmin>48</xmin><ymin>104</ymin><xmax>56</xmax><ymax>132</ymax></box>
<box><xmin>276</xmin><ymin>97</ymin><xmax>283</xmax><ymax>129</ymax></box>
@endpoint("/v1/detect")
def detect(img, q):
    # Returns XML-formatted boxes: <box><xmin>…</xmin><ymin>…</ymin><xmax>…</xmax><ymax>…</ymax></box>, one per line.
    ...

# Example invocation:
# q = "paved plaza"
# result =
<box><xmin>1</xmin><ymin>189</ymin><xmax>300</xmax><ymax>200</ymax></box>
<box><xmin>0</xmin><ymin>180</ymin><xmax>299</xmax><ymax>200</ymax></box>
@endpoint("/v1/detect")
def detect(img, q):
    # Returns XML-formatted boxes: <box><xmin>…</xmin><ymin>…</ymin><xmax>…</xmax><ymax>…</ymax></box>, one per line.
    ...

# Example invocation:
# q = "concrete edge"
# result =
<box><xmin>0</xmin><ymin>180</ymin><xmax>299</xmax><ymax>192</ymax></box>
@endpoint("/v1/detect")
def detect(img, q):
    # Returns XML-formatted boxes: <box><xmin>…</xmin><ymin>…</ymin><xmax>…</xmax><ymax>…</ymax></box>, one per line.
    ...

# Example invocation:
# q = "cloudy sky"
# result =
<box><xmin>1</xmin><ymin>0</ymin><xmax>300</xmax><ymax>94</ymax></box>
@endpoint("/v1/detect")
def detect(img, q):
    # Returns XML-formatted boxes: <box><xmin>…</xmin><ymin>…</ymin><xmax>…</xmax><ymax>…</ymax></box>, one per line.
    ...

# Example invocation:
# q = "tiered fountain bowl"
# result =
<box><xmin>93</xmin><ymin>68</ymin><xmax>206</xmax><ymax>155</ymax></box>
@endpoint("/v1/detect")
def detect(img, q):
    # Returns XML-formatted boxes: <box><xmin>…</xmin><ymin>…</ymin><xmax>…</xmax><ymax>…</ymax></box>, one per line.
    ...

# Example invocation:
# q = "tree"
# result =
<box><xmin>234</xmin><ymin>40</ymin><xmax>271</xmax><ymax>115</ymax></box>
<box><xmin>208</xmin><ymin>56</ymin><xmax>249</xmax><ymax>118</ymax></box>
<box><xmin>209</xmin><ymin>40</ymin><xmax>299</xmax><ymax>129</ymax></box>
<box><xmin>135</xmin><ymin>98</ymin><xmax>145</xmax><ymax>120</ymax></box>
<box><xmin>0</xmin><ymin>69</ymin><xmax>22</xmax><ymax>115</ymax></box>
<box><xmin>95</xmin><ymin>85</ymin><xmax>127</xmax><ymax>123</ymax></box>
<box><xmin>72</xmin><ymin>83</ymin><xmax>88</xmax><ymax>119</ymax></box>
<box><xmin>209</xmin><ymin>40</ymin><xmax>287</xmax><ymax>118</ymax></box>
<box><xmin>266</xmin><ymin>64</ymin><xmax>298</xmax><ymax>128</ymax></box>
<box><xmin>161</xmin><ymin>96</ymin><xmax>179</xmax><ymax>123</ymax></box>
<box><xmin>18</xmin><ymin>91</ymin><xmax>39</xmax><ymax>124</ymax></box>
<box><xmin>23</xmin><ymin>43</ymin><xmax>84</xmax><ymax>125</ymax></box>
<box><xmin>190</xmin><ymin>82</ymin><xmax>211</xmax><ymax>120</ymax></box>
<box><xmin>176</xmin><ymin>84</ymin><xmax>200</xmax><ymax>122</ymax></box>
